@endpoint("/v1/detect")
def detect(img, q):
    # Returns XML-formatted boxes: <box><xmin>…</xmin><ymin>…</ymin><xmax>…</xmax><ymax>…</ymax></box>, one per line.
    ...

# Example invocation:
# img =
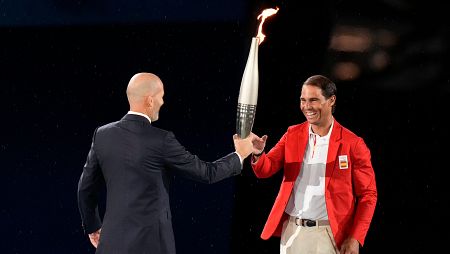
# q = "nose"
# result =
<box><xmin>301</xmin><ymin>101</ymin><xmax>312</xmax><ymax>109</ymax></box>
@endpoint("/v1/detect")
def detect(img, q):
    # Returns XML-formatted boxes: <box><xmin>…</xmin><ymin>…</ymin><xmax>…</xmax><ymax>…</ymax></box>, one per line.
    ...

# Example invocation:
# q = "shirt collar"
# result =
<box><xmin>127</xmin><ymin>111</ymin><xmax>152</xmax><ymax>124</ymax></box>
<box><xmin>308</xmin><ymin>119</ymin><xmax>334</xmax><ymax>140</ymax></box>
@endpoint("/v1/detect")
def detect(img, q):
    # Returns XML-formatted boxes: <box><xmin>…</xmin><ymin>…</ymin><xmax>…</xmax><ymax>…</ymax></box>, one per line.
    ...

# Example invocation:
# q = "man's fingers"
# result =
<box><xmin>262</xmin><ymin>135</ymin><xmax>268</xmax><ymax>142</ymax></box>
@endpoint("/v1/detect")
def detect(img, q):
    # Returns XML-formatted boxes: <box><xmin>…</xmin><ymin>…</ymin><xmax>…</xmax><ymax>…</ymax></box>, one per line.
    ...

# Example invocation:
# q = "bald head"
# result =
<box><xmin>126</xmin><ymin>72</ymin><xmax>165</xmax><ymax>121</ymax></box>
<box><xmin>126</xmin><ymin>73</ymin><xmax>162</xmax><ymax>105</ymax></box>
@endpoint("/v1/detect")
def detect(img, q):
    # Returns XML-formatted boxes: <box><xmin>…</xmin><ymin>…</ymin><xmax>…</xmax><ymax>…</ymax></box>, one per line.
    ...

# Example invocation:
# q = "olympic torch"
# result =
<box><xmin>236</xmin><ymin>7</ymin><xmax>279</xmax><ymax>138</ymax></box>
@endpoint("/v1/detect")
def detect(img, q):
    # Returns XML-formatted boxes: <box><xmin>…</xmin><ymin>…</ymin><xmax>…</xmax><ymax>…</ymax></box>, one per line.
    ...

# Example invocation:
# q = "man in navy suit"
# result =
<box><xmin>77</xmin><ymin>72</ymin><xmax>254</xmax><ymax>254</ymax></box>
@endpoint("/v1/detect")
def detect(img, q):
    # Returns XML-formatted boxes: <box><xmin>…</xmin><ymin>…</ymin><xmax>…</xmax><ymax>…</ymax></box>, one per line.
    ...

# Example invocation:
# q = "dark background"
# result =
<box><xmin>1</xmin><ymin>0</ymin><xmax>449</xmax><ymax>253</ymax></box>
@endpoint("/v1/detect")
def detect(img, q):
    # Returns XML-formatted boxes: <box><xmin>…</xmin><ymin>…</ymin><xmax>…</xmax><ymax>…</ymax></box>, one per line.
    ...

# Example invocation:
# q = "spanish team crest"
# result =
<box><xmin>339</xmin><ymin>155</ymin><xmax>349</xmax><ymax>169</ymax></box>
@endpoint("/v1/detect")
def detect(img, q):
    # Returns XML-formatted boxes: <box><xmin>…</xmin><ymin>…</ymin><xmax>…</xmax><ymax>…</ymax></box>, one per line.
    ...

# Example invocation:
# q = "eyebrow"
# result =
<box><xmin>300</xmin><ymin>97</ymin><xmax>319</xmax><ymax>100</ymax></box>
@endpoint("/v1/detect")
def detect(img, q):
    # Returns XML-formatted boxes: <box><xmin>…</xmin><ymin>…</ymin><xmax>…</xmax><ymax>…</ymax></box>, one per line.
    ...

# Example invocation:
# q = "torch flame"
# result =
<box><xmin>256</xmin><ymin>7</ymin><xmax>279</xmax><ymax>45</ymax></box>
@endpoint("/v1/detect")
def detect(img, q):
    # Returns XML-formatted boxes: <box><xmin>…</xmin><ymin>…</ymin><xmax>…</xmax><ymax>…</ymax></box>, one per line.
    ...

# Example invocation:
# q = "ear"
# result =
<box><xmin>329</xmin><ymin>95</ymin><xmax>336</xmax><ymax>107</ymax></box>
<box><xmin>146</xmin><ymin>95</ymin><xmax>154</xmax><ymax>108</ymax></box>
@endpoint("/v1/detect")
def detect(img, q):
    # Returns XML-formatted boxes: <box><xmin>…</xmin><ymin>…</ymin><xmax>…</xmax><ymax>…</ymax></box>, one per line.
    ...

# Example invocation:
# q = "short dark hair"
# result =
<box><xmin>302</xmin><ymin>75</ymin><xmax>337</xmax><ymax>113</ymax></box>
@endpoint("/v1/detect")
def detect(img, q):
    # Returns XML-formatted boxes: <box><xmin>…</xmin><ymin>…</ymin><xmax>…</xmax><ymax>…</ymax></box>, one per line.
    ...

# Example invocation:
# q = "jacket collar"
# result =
<box><xmin>293</xmin><ymin>119</ymin><xmax>342</xmax><ymax>163</ymax></box>
<box><xmin>121</xmin><ymin>113</ymin><xmax>152</xmax><ymax>125</ymax></box>
<box><xmin>329</xmin><ymin>119</ymin><xmax>342</xmax><ymax>143</ymax></box>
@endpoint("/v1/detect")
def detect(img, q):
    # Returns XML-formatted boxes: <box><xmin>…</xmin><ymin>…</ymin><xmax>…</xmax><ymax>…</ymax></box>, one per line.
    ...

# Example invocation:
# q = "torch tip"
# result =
<box><xmin>255</xmin><ymin>6</ymin><xmax>279</xmax><ymax>45</ymax></box>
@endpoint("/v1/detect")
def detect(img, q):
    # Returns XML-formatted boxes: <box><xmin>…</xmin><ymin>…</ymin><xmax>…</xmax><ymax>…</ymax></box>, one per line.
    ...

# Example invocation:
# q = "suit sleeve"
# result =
<box><xmin>349</xmin><ymin>137</ymin><xmax>377</xmax><ymax>246</ymax></box>
<box><xmin>77</xmin><ymin>128</ymin><xmax>104</xmax><ymax>234</ymax></box>
<box><xmin>162</xmin><ymin>131</ymin><xmax>241</xmax><ymax>184</ymax></box>
<box><xmin>251</xmin><ymin>132</ymin><xmax>287</xmax><ymax>178</ymax></box>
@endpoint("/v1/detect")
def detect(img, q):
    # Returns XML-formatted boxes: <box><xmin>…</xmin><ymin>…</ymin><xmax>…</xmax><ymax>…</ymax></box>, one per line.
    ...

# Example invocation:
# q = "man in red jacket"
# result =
<box><xmin>250</xmin><ymin>75</ymin><xmax>377</xmax><ymax>254</ymax></box>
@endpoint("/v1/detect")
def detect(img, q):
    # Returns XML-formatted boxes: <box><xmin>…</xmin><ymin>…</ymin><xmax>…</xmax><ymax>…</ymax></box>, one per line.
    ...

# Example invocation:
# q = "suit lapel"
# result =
<box><xmin>326</xmin><ymin>120</ymin><xmax>342</xmax><ymax>189</ymax></box>
<box><xmin>296</xmin><ymin>125</ymin><xmax>308</xmax><ymax>163</ymax></box>
<box><xmin>284</xmin><ymin>124</ymin><xmax>308</xmax><ymax>181</ymax></box>
<box><xmin>284</xmin><ymin>124</ymin><xmax>309</xmax><ymax>163</ymax></box>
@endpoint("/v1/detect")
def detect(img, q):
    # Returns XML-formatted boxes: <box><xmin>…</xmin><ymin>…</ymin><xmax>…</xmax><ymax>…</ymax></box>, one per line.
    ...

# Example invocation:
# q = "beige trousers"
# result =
<box><xmin>280</xmin><ymin>217</ymin><xmax>339</xmax><ymax>254</ymax></box>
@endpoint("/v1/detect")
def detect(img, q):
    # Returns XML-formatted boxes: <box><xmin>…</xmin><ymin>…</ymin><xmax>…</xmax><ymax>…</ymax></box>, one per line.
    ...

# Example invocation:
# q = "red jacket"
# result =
<box><xmin>252</xmin><ymin>120</ymin><xmax>377</xmax><ymax>249</ymax></box>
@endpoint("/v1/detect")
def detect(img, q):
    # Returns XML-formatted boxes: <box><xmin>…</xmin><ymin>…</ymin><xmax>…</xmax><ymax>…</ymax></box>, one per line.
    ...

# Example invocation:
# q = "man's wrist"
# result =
<box><xmin>235</xmin><ymin>151</ymin><xmax>244</xmax><ymax>165</ymax></box>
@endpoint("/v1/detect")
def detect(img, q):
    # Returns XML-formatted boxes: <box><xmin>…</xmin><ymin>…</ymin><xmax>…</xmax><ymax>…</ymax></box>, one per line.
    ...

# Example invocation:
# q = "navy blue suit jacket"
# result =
<box><xmin>77</xmin><ymin>114</ymin><xmax>242</xmax><ymax>254</ymax></box>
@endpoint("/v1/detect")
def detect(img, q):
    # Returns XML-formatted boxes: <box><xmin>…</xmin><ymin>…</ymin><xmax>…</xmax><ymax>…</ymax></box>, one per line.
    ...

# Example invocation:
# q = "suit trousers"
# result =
<box><xmin>280</xmin><ymin>216</ymin><xmax>339</xmax><ymax>254</ymax></box>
